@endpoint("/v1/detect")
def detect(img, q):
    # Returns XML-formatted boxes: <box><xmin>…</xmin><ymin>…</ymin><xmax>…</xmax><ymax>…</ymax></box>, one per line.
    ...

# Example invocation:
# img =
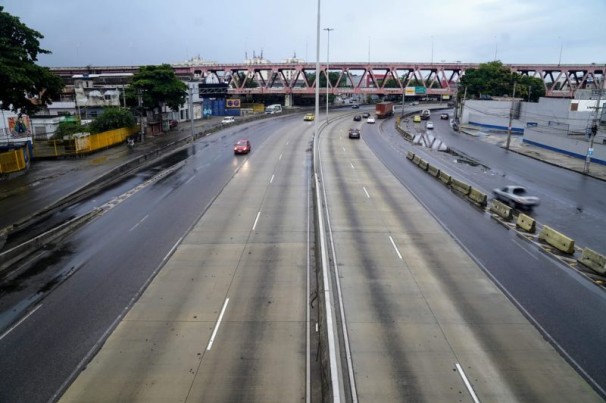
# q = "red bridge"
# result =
<box><xmin>51</xmin><ymin>62</ymin><xmax>605</xmax><ymax>98</ymax></box>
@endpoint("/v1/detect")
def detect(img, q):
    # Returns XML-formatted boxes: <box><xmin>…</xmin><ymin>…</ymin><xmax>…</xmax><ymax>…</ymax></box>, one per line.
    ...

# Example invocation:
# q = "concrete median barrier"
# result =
<box><xmin>516</xmin><ymin>213</ymin><xmax>536</xmax><ymax>233</ymax></box>
<box><xmin>467</xmin><ymin>187</ymin><xmax>488</xmax><ymax>207</ymax></box>
<box><xmin>406</xmin><ymin>151</ymin><xmax>415</xmax><ymax>160</ymax></box>
<box><xmin>539</xmin><ymin>225</ymin><xmax>575</xmax><ymax>255</ymax></box>
<box><xmin>412</xmin><ymin>155</ymin><xmax>421</xmax><ymax>165</ymax></box>
<box><xmin>427</xmin><ymin>164</ymin><xmax>440</xmax><ymax>177</ymax></box>
<box><xmin>450</xmin><ymin>177</ymin><xmax>471</xmax><ymax>196</ymax></box>
<box><xmin>578</xmin><ymin>247</ymin><xmax>606</xmax><ymax>275</ymax></box>
<box><xmin>490</xmin><ymin>199</ymin><xmax>513</xmax><ymax>221</ymax></box>
<box><xmin>418</xmin><ymin>159</ymin><xmax>428</xmax><ymax>171</ymax></box>
<box><xmin>438</xmin><ymin>171</ymin><xmax>451</xmax><ymax>185</ymax></box>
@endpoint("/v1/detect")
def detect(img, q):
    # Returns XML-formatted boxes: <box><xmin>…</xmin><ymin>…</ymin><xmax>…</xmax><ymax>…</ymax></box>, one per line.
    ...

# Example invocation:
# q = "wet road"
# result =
<box><xmin>0</xmin><ymin>115</ymin><xmax>313</xmax><ymax>402</ymax></box>
<box><xmin>392</xmin><ymin>114</ymin><xmax>606</xmax><ymax>252</ymax></box>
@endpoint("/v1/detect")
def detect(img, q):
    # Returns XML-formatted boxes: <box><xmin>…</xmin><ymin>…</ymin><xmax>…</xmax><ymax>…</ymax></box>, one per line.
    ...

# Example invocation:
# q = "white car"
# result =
<box><xmin>221</xmin><ymin>116</ymin><xmax>235</xmax><ymax>124</ymax></box>
<box><xmin>426</xmin><ymin>121</ymin><xmax>434</xmax><ymax>129</ymax></box>
<box><xmin>367</xmin><ymin>117</ymin><xmax>376</xmax><ymax>124</ymax></box>
<box><xmin>492</xmin><ymin>185</ymin><xmax>540</xmax><ymax>209</ymax></box>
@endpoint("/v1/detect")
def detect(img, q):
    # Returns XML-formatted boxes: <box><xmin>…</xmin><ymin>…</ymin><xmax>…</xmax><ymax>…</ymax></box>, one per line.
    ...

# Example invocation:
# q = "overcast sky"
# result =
<box><xmin>3</xmin><ymin>0</ymin><xmax>605</xmax><ymax>67</ymax></box>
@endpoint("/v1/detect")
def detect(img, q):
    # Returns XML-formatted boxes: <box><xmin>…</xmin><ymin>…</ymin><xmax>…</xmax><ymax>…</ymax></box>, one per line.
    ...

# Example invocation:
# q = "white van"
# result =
<box><xmin>265</xmin><ymin>104</ymin><xmax>283</xmax><ymax>114</ymax></box>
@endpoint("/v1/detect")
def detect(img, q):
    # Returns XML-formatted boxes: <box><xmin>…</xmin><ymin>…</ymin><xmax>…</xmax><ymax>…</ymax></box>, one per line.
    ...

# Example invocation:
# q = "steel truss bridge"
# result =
<box><xmin>52</xmin><ymin>62</ymin><xmax>606</xmax><ymax>98</ymax></box>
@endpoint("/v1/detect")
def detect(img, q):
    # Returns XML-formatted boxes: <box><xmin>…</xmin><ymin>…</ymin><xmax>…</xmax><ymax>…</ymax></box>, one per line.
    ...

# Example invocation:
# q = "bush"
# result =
<box><xmin>88</xmin><ymin>107</ymin><xmax>135</xmax><ymax>134</ymax></box>
<box><xmin>54</xmin><ymin>120</ymin><xmax>89</xmax><ymax>139</ymax></box>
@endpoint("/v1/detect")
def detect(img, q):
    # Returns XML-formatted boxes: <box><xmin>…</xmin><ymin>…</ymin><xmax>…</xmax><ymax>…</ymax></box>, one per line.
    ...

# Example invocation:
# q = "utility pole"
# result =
<box><xmin>506</xmin><ymin>82</ymin><xmax>517</xmax><ymax>150</ymax></box>
<box><xmin>189</xmin><ymin>83</ymin><xmax>195</xmax><ymax>137</ymax></box>
<box><xmin>584</xmin><ymin>89</ymin><xmax>603</xmax><ymax>173</ymax></box>
<box><xmin>324</xmin><ymin>27</ymin><xmax>334</xmax><ymax>125</ymax></box>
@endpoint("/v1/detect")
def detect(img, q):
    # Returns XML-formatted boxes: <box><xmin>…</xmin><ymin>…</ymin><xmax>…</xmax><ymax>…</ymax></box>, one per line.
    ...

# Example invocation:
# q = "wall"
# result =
<box><xmin>524</xmin><ymin>127</ymin><xmax>606</xmax><ymax>165</ymax></box>
<box><xmin>463</xmin><ymin>98</ymin><xmax>597</xmax><ymax>134</ymax></box>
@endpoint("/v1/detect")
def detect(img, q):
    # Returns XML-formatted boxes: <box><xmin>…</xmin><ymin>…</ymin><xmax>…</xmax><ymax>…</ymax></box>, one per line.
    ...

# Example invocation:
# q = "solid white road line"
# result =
<box><xmin>252</xmin><ymin>211</ymin><xmax>261</xmax><ymax>231</ymax></box>
<box><xmin>363</xmin><ymin>187</ymin><xmax>370</xmax><ymax>198</ymax></box>
<box><xmin>0</xmin><ymin>304</ymin><xmax>43</xmax><ymax>341</ymax></box>
<box><xmin>207</xmin><ymin>298</ymin><xmax>230</xmax><ymax>350</ymax></box>
<box><xmin>389</xmin><ymin>235</ymin><xmax>403</xmax><ymax>260</ymax></box>
<box><xmin>456</xmin><ymin>363</ymin><xmax>480</xmax><ymax>403</ymax></box>
<box><xmin>163</xmin><ymin>237</ymin><xmax>183</xmax><ymax>262</ymax></box>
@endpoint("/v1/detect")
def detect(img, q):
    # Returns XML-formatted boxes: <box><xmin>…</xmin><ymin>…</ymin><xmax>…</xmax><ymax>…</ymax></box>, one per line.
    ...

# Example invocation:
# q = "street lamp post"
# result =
<box><xmin>324</xmin><ymin>27</ymin><xmax>334</xmax><ymax>124</ymax></box>
<box><xmin>0</xmin><ymin>100</ymin><xmax>6</xmax><ymax>139</ymax></box>
<box><xmin>584</xmin><ymin>89</ymin><xmax>603</xmax><ymax>173</ymax></box>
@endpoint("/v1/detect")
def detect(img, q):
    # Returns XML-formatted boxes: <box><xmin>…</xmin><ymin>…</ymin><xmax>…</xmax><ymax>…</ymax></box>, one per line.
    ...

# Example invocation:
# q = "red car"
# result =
<box><xmin>234</xmin><ymin>139</ymin><xmax>251</xmax><ymax>155</ymax></box>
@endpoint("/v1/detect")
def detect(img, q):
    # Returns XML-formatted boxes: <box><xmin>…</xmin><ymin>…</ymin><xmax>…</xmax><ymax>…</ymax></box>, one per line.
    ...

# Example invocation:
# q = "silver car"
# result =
<box><xmin>492</xmin><ymin>185</ymin><xmax>540</xmax><ymax>209</ymax></box>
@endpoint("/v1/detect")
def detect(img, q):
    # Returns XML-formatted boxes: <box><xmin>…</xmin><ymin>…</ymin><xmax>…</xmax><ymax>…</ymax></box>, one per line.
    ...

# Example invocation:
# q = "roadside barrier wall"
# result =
<box><xmin>405</xmin><ymin>144</ymin><xmax>606</xmax><ymax>287</ymax></box>
<box><xmin>0</xmin><ymin>148</ymin><xmax>27</xmax><ymax>174</ymax></box>
<box><xmin>489</xmin><ymin>199</ymin><xmax>512</xmax><ymax>220</ymax></box>
<box><xmin>578</xmin><ymin>247</ymin><xmax>606</xmax><ymax>275</ymax></box>
<box><xmin>539</xmin><ymin>225</ymin><xmax>576</xmax><ymax>254</ymax></box>
<box><xmin>427</xmin><ymin>164</ymin><xmax>440</xmax><ymax>177</ymax></box>
<box><xmin>33</xmin><ymin>126</ymin><xmax>139</xmax><ymax>158</ymax></box>
<box><xmin>517</xmin><ymin>213</ymin><xmax>536</xmax><ymax>233</ymax></box>
<box><xmin>450</xmin><ymin>177</ymin><xmax>471</xmax><ymax>195</ymax></box>
<box><xmin>467</xmin><ymin>187</ymin><xmax>488</xmax><ymax>207</ymax></box>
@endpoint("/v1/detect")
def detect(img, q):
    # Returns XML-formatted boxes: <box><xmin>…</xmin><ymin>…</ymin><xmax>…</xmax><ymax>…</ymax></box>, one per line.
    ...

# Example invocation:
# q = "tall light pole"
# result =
<box><xmin>584</xmin><ymin>89</ymin><xmax>603</xmax><ymax>173</ymax></box>
<box><xmin>314</xmin><ymin>0</ymin><xmax>320</xmax><ymax>141</ymax></box>
<box><xmin>0</xmin><ymin>100</ymin><xmax>6</xmax><ymax>139</ymax></box>
<box><xmin>324</xmin><ymin>27</ymin><xmax>334</xmax><ymax>124</ymax></box>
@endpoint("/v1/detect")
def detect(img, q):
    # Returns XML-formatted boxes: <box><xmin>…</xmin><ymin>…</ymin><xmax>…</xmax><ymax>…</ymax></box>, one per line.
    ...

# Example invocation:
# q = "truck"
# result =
<box><xmin>375</xmin><ymin>102</ymin><xmax>394</xmax><ymax>119</ymax></box>
<box><xmin>420</xmin><ymin>109</ymin><xmax>431</xmax><ymax>120</ymax></box>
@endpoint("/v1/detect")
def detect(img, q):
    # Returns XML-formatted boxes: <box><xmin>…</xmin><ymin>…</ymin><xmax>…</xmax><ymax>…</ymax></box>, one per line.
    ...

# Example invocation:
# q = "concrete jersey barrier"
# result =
<box><xmin>450</xmin><ymin>177</ymin><xmax>471</xmax><ymax>196</ymax></box>
<box><xmin>578</xmin><ymin>247</ymin><xmax>606</xmax><ymax>275</ymax></box>
<box><xmin>517</xmin><ymin>213</ymin><xmax>536</xmax><ymax>233</ymax></box>
<box><xmin>490</xmin><ymin>199</ymin><xmax>513</xmax><ymax>221</ymax></box>
<box><xmin>467</xmin><ymin>187</ymin><xmax>488</xmax><ymax>207</ymax></box>
<box><xmin>539</xmin><ymin>225</ymin><xmax>576</xmax><ymax>254</ymax></box>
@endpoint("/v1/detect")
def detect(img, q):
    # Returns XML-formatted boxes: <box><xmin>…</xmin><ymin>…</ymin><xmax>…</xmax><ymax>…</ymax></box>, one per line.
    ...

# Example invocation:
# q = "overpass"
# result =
<box><xmin>50</xmin><ymin>62</ymin><xmax>605</xmax><ymax>99</ymax></box>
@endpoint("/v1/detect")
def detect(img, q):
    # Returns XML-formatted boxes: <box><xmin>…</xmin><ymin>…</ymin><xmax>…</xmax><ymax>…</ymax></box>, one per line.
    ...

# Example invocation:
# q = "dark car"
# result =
<box><xmin>348</xmin><ymin>128</ymin><xmax>360</xmax><ymax>139</ymax></box>
<box><xmin>362</xmin><ymin>112</ymin><xmax>370</xmax><ymax>118</ymax></box>
<box><xmin>440</xmin><ymin>113</ymin><xmax>449</xmax><ymax>120</ymax></box>
<box><xmin>352</xmin><ymin>104</ymin><xmax>360</xmax><ymax>109</ymax></box>
<box><xmin>353</xmin><ymin>115</ymin><xmax>361</xmax><ymax>121</ymax></box>
<box><xmin>234</xmin><ymin>139</ymin><xmax>251</xmax><ymax>155</ymax></box>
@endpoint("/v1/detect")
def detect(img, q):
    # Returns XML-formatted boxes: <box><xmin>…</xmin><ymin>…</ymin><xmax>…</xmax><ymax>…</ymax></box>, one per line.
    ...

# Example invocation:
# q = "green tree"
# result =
<box><xmin>127</xmin><ymin>64</ymin><xmax>187</xmax><ymax>115</ymax></box>
<box><xmin>55</xmin><ymin>119</ymin><xmax>88</xmax><ymax>139</ymax></box>
<box><xmin>459</xmin><ymin>61</ymin><xmax>545</xmax><ymax>102</ymax></box>
<box><xmin>88</xmin><ymin>107</ymin><xmax>135</xmax><ymax>134</ymax></box>
<box><xmin>0</xmin><ymin>6</ymin><xmax>64</xmax><ymax>114</ymax></box>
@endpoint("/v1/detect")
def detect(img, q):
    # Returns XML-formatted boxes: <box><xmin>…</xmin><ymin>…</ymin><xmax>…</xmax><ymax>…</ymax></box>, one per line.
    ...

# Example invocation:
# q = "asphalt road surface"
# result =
<box><xmin>316</xmin><ymin>115</ymin><xmax>602</xmax><ymax>401</ymax></box>
<box><xmin>0</xmin><ymin>110</ymin><xmax>604</xmax><ymax>402</ymax></box>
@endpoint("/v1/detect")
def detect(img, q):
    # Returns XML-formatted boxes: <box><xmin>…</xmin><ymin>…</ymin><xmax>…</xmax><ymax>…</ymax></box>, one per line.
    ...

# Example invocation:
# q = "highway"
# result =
<box><xmin>0</xmin><ymin>115</ymin><xmax>320</xmax><ymax>402</ymax></box>
<box><xmin>391</xmin><ymin>112</ymin><xmax>606</xmax><ymax>252</ymax></box>
<box><xmin>0</xmin><ymin>109</ymin><xmax>604</xmax><ymax>401</ymax></box>
<box><xmin>316</xmin><ymin>114</ymin><xmax>602</xmax><ymax>401</ymax></box>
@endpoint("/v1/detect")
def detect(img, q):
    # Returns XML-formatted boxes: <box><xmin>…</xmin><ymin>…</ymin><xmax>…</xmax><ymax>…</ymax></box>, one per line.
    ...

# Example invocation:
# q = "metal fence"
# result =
<box><xmin>32</xmin><ymin>126</ymin><xmax>138</xmax><ymax>158</ymax></box>
<box><xmin>0</xmin><ymin>148</ymin><xmax>28</xmax><ymax>174</ymax></box>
